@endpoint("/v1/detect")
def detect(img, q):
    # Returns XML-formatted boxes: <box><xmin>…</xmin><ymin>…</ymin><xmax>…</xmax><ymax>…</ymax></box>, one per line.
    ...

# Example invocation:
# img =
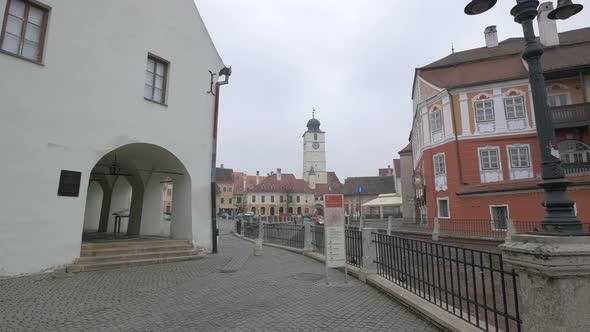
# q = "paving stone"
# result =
<box><xmin>0</xmin><ymin>220</ymin><xmax>438</xmax><ymax>331</ymax></box>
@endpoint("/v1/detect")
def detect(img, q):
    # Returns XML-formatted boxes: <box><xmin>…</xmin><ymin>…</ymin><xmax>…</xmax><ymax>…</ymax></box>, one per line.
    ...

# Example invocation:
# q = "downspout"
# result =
<box><xmin>211</xmin><ymin>66</ymin><xmax>232</xmax><ymax>254</ymax></box>
<box><xmin>580</xmin><ymin>73</ymin><xmax>587</xmax><ymax>103</ymax></box>
<box><xmin>449</xmin><ymin>93</ymin><xmax>467</xmax><ymax>185</ymax></box>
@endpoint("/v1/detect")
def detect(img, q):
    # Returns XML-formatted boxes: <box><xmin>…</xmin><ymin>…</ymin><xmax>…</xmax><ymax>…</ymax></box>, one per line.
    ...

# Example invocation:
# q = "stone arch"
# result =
<box><xmin>83</xmin><ymin>143</ymin><xmax>192</xmax><ymax>240</ymax></box>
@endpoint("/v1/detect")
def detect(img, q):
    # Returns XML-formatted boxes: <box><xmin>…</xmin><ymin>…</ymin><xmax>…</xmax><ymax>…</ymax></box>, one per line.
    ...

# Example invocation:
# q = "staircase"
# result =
<box><xmin>66</xmin><ymin>239</ymin><xmax>207</xmax><ymax>273</ymax></box>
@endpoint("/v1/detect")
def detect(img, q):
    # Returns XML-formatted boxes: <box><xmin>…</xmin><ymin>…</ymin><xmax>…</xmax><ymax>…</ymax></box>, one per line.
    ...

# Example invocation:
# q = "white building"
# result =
<box><xmin>302</xmin><ymin>114</ymin><xmax>327</xmax><ymax>189</ymax></box>
<box><xmin>0</xmin><ymin>0</ymin><xmax>226</xmax><ymax>276</ymax></box>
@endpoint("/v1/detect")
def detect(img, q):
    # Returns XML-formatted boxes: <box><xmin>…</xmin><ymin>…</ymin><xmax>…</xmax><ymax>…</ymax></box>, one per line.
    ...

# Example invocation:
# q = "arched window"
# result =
<box><xmin>297</xmin><ymin>207</ymin><xmax>302</xmax><ymax>215</ymax></box>
<box><xmin>279</xmin><ymin>207</ymin><xmax>284</xmax><ymax>214</ymax></box>
<box><xmin>270</xmin><ymin>207</ymin><xmax>275</xmax><ymax>216</ymax></box>
<box><xmin>558</xmin><ymin>140</ymin><xmax>590</xmax><ymax>164</ymax></box>
<box><xmin>314</xmin><ymin>133</ymin><xmax>318</xmax><ymax>140</ymax></box>
<box><xmin>260</xmin><ymin>207</ymin><xmax>266</xmax><ymax>216</ymax></box>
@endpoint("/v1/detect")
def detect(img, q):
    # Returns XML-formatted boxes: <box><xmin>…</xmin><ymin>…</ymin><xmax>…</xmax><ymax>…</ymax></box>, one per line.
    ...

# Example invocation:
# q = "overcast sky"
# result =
<box><xmin>195</xmin><ymin>0</ymin><xmax>590</xmax><ymax>180</ymax></box>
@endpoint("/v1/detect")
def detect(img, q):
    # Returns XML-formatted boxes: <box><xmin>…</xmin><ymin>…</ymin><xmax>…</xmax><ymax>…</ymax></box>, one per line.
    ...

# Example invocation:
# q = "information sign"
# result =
<box><xmin>324</xmin><ymin>194</ymin><xmax>345</xmax><ymax>268</ymax></box>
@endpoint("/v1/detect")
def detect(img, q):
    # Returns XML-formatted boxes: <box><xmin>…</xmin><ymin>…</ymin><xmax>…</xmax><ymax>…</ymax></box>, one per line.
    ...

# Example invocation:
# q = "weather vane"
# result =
<box><xmin>312</xmin><ymin>107</ymin><xmax>316</xmax><ymax>119</ymax></box>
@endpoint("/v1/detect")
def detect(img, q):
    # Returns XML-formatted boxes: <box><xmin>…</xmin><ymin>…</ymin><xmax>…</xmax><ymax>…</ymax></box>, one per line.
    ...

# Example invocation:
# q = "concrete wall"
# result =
<box><xmin>0</xmin><ymin>0</ymin><xmax>224</xmax><ymax>276</ymax></box>
<box><xmin>82</xmin><ymin>182</ymin><xmax>103</xmax><ymax>232</ymax></box>
<box><xmin>400</xmin><ymin>151</ymin><xmax>415</xmax><ymax>219</ymax></box>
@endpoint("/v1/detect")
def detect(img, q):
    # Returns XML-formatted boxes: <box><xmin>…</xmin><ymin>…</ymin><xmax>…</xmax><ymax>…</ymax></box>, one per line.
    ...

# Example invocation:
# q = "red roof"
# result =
<box><xmin>379</xmin><ymin>159</ymin><xmax>401</xmax><ymax>178</ymax></box>
<box><xmin>248</xmin><ymin>173</ymin><xmax>313</xmax><ymax>194</ymax></box>
<box><xmin>233</xmin><ymin>172</ymin><xmax>267</xmax><ymax>195</ymax></box>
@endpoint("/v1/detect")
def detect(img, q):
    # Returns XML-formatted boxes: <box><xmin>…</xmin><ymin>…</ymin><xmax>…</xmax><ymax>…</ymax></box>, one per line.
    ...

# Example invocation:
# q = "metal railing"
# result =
<box><xmin>235</xmin><ymin>220</ymin><xmax>242</xmax><ymax>234</ymax></box>
<box><xmin>551</xmin><ymin>102</ymin><xmax>590</xmax><ymax>128</ymax></box>
<box><xmin>242</xmin><ymin>221</ymin><xmax>260</xmax><ymax>239</ymax></box>
<box><xmin>562</xmin><ymin>162</ymin><xmax>590</xmax><ymax>175</ymax></box>
<box><xmin>373</xmin><ymin>233</ymin><xmax>521</xmax><ymax>332</ymax></box>
<box><xmin>513</xmin><ymin>220</ymin><xmax>590</xmax><ymax>234</ymax></box>
<box><xmin>311</xmin><ymin>225</ymin><xmax>325</xmax><ymax>254</ymax></box>
<box><xmin>439</xmin><ymin>219</ymin><xmax>507</xmax><ymax>239</ymax></box>
<box><xmin>345</xmin><ymin>229</ymin><xmax>362</xmax><ymax>268</ymax></box>
<box><xmin>263</xmin><ymin>223</ymin><xmax>305</xmax><ymax>249</ymax></box>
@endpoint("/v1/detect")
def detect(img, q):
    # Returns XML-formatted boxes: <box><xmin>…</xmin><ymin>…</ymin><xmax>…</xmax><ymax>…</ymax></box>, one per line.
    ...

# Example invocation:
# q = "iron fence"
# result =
<box><xmin>311</xmin><ymin>225</ymin><xmax>324</xmax><ymax>254</ymax></box>
<box><xmin>345</xmin><ymin>229</ymin><xmax>362</xmax><ymax>268</ymax></box>
<box><xmin>513</xmin><ymin>220</ymin><xmax>590</xmax><ymax>234</ymax></box>
<box><xmin>263</xmin><ymin>223</ymin><xmax>305</xmax><ymax>249</ymax></box>
<box><xmin>439</xmin><ymin>219</ymin><xmax>507</xmax><ymax>239</ymax></box>
<box><xmin>235</xmin><ymin>220</ymin><xmax>242</xmax><ymax>234</ymax></box>
<box><xmin>242</xmin><ymin>221</ymin><xmax>260</xmax><ymax>239</ymax></box>
<box><xmin>373</xmin><ymin>233</ymin><xmax>521</xmax><ymax>332</ymax></box>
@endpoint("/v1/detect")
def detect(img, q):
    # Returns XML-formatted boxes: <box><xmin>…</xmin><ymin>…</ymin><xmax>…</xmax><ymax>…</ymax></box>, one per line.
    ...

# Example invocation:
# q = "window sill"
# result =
<box><xmin>506</xmin><ymin>117</ymin><xmax>526</xmax><ymax>121</ymax></box>
<box><xmin>144</xmin><ymin>97</ymin><xmax>168</xmax><ymax>107</ymax></box>
<box><xmin>475</xmin><ymin>120</ymin><xmax>495</xmax><ymax>124</ymax></box>
<box><xmin>0</xmin><ymin>49</ymin><xmax>44</xmax><ymax>66</ymax></box>
<box><xmin>438</xmin><ymin>216</ymin><xmax>451</xmax><ymax>219</ymax></box>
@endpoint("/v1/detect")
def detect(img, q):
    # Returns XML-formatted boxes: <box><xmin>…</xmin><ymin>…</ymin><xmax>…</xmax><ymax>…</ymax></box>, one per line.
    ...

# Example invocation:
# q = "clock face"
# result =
<box><xmin>312</xmin><ymin>142</ymin><xmax>320</xmax><ymax>150</ymax></box>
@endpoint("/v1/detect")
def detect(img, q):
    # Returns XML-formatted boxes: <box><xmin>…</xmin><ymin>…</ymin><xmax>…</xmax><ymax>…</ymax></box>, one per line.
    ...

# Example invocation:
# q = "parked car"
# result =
<box><xmin>244</xmin><ymin>211</ymin><xmax>255</xmax><ymax>217</ymax></box>
<box><xmin>218</xmin><ymin>212</ymin><xmax>229</xmax><ymax>219</ymax></box>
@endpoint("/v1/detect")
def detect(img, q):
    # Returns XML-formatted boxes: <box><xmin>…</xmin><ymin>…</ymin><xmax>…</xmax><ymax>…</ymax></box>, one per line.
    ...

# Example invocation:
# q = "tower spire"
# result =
<box><xmin>312</xmin><ymin>107</ymin><xmax>316</xmax><ymax>119</ymax></box>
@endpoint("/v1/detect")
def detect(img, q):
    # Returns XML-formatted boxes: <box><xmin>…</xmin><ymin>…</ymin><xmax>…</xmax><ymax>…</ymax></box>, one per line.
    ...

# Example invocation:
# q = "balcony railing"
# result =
<box><xmin>563</xmin><ymin>163</ymin><xmax>590</xmax><ymax>176</ymax></box>
<box><xmin>551</xmin><ymin>103</ymin><xmax>590</xmax><ymax>128</ymax></box>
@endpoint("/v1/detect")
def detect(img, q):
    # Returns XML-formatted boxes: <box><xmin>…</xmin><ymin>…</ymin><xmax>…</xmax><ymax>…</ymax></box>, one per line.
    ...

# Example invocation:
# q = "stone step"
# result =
<box><xmin>78</xmin><ymin>249</ymin><xmax>202</xmax><ymax>264</ymax></box>
<box><xmin>66</xmin><ymin>252</ymin><xmax>207</xmax><ymax>273</ymax></box>
<box><xmin>81</xmin><ymin>239</ymin><xmax>190</xmax><ymax>250</ymax></box>
<box><xmin>81</xmin><ymin>244</ymin><xmax>194</xmax><ymax>257</ymax></box>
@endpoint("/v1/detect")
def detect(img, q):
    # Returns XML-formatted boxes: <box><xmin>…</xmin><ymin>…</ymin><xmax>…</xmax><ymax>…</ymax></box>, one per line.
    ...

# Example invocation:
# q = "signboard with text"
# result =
<box><xmin>324</xmin><ymin>194</ymin><xmax>346</xmax><ymax>268</ymax></box>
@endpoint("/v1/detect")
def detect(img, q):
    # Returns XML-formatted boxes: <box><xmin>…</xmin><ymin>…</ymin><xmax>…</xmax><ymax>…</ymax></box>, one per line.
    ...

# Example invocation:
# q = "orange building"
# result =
<box><xmin>409</xmin><ymin>22</ymin><xmax>590</xmax><ymax>230</ymax></box>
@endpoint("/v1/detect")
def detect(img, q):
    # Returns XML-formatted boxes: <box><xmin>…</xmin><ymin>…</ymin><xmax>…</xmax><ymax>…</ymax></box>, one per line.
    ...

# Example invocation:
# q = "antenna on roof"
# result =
<box><xmin>451</xmin><ymin>43</ymin><xmax>455</xmax><ymax>54</ymax></box>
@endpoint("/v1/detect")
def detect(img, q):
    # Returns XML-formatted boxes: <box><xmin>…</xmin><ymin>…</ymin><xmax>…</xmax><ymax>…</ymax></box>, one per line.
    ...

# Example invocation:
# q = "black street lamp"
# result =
<box><xmin>464</xmin><ymin>0</ymin><xmax>586</xmax><ymax>235</ymax></box>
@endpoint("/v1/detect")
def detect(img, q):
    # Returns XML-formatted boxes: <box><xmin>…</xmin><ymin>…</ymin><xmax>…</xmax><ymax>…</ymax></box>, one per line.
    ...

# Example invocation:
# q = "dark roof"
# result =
<box><xmin>215</xmin><ymin>167</ymin><xmax>233</xmax><ymax>183</ymax></box>
<box><xmin>399</xmin><ymin>143</ymin><xmax>412</xmax><ymax>154</ymax></box>
<box><xmin>342</xmin><ymin>176</ymin><xmax>395</xmax><ymax>196</ymax></box>
<box><xmin>422</xmin><ymin>28</ymin><xmax>590</xmax><ymax>69</ymax></box>
<box><xmin>418</xmin><ymin>27</ymin><xmax>590</xmax><ymax>89</ymax></box>
<box><xmin>327</xmin><ymin>171</ymin><xmax>343</xmax><ymax>194</ymax></box>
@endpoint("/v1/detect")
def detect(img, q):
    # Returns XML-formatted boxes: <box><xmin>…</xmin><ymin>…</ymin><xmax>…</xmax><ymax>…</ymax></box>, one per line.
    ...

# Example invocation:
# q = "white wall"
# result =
<box><xmin>0</xmin><ymin>0</ymin><xmax>224</xmax><ymax>276</ymax></box>
<box><xmin>82</xmin><ymin>182</ymin><xmax>103</xmax><ymax>232</ymax></box>
<box><xmin>108</xmin><ymin>177</ymin><xmax>132</xmax><ymax>233</ymax></box>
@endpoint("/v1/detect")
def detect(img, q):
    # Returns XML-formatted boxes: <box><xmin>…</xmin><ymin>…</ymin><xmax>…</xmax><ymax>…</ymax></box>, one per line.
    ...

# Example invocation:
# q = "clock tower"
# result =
<box><xmin>303</xmin><ymin>111</ymin><xmax>327</xmax><ymax>189</ymax></box>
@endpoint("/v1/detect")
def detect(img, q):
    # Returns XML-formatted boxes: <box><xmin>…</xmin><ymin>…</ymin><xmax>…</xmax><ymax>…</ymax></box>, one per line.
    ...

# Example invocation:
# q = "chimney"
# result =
<box><xmin>538</xmin><ymin>2</ymin><xmax>560</xmax><ymax>47</ymax></box>
<box><xmin>484</xmin><ymin>25</ymin><xmax>498</xmax><ymax>48</ymax></box>
<box><xmin>256</xmin><ymin>171</ymin><xmax>260</xmax><ymax>185</ymax></box>
<box><xmin>220</xmin><ymin>164</ymin><xmax>224</xmax><ymax>169</ymax></box>
<box><xmin>277</xmin><ymin>168</ymin><xmax>282</xmax><ymax>181</ymax></box>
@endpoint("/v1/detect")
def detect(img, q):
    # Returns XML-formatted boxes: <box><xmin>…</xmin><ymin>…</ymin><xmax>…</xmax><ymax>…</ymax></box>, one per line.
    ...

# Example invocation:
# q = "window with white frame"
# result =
<box><xmin>479</xmin><ymin>148</ymin><xmax>500</xmax><ymax>170</ymax></box>
<box><xmin>430</xmin><ymin>109</ymin><xmax>442</xmax><ymax>133</ymax></box>
<box><xmin>437</xmin><ymin>198</ymin><xmax>449</xmax><ymax>218</ymax></box>
<box><xmin>547</xmin><ymin>93</ymin><xmax>570</xmax><ymax>107</ymax></box>
<box><xmin>433</xmin><ymin>154</ymin><xmax>446</xmax><ymax>175</ymax></box>
<box><xmin>474</xmin><ymin>100</ymin><xmax>495</xmax><ymax>122</ymax></box>
<box><xmin>508</xmin><ymin>146</ymin><xmax>531</xmax><ymax>168</ymax></box>
<box><xmin>490</xmin><ymin>206</ymin><xmax>508</xmax><ymax>231</ymax></box>
<box><xmin>504</xmin><ymin>96</ymin><xmax>526</xmax><ymax>119</ymax></box>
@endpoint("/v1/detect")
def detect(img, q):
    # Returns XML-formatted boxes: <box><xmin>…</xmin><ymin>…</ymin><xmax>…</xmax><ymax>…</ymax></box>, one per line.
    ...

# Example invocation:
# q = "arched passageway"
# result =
<box><xmin>82</xmin><ymin>143</ymin><xmax>192</xmax><ymax>242</ymax></box>
<box><xmin>270</xmin><ymin>207</ymin><xmax>275</xmax><ymax>216</ymax></box>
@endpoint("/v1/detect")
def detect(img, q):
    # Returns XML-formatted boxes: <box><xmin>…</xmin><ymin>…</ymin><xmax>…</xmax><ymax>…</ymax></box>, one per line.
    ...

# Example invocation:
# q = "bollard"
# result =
<box><xmin>303</xmin><ymin>223</ymin><xmax>312</xmax><ymax>253</ymax></box>
<box><xmin>387</xmin><ymin>216</ymin><xmax>392</xmax><ymax>236</ymax></box>
<box><xmin>505</xmin><ymin>218</ymin><xmax>515</xmax><ymax>243</ymax></box>
<box><xmin>359</xmin><ymin>227</ymin><xmax>377</xmax><ymax>282</ymax></box>
<box><xmin>254</xmin><ymin>220</ymin><xmax>264</xmax><ymax>256</ymax></box>
<box><xmin>432</xmin><ymin>217</ymin><xmax>440</xmax><ymax>242</ymax></box>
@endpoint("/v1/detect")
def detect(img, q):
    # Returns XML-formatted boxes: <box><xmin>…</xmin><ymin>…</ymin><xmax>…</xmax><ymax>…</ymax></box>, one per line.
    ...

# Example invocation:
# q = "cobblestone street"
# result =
<box><xmin>0</xmin><ymin>221</ymin><xmax>437</xmax><ymax>331</ymax></box>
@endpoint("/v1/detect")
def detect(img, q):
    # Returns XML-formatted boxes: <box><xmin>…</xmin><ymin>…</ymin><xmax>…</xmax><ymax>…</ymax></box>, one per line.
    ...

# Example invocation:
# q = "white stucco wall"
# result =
<box><xmin>0</xmin><ymin>0</ymin><xmax>224</xmax><ymax>276</ymax></box>
<box><xmin>82</xmin><ymin>182</ymin><xmax>103</xmax><ymax>232</ymax></box>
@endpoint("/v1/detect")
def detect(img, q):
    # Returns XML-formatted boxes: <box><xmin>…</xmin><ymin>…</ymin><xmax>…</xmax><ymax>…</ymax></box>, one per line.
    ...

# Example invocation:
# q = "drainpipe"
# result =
<box><xmin>449</xmin><ymin>93</ymin><xmax>467</xmax><ymax>185</ymax></box>
<box><xmin>211</xmin><ymin>66</ymin><xmax>232</xmax><ymax>254</ymax></box>
<box><xmin>580</xmin><ymin>73</ymin><xmax>587</xmax><ymax>103</ymax></box>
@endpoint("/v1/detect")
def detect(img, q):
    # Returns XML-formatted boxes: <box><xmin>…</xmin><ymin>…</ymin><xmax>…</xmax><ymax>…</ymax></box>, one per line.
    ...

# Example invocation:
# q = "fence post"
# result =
<box><xmin>505</xmin><ymin>218</ymin><xmax>515</xmax><ymax>243</ymax></box>
<box><xmin>240</xmin><ymin>220</ymin><xmax>246</xmax><ymax>236</ymax></box>
<box><xmin>303</xmin><ymin>223</ymin><xmax>312</xmax><ymax>253</ymax></box>
<box><xmin>432</xmin><ymin>217</ymin><xmax>440</xmax><ymax>242</ymax></box>
<box><xmin>359</xmin><ymin>227</ymin><xmax>377</xmax><ymax>282</ymax></box>
<box><xmin>387</xmin><ymin>216</ymin><xmax>392</xmax><ymax>236</ymax></box>
<box><xmin>254</xmin><ymin>220</ymin><xmax>264</xmax><ymax>256</ymax></box>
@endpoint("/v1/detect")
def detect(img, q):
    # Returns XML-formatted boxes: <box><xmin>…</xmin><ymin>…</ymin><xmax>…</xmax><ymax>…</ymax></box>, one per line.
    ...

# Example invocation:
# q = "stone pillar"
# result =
<box><xmin>379</xmin><ymin>206</ymin><xmax>384</xmax><ymax>220</ymax></box>
<box><xmin>303</xmin><ymin>223</ymin><xmax>312</xmax><ymax>253</ymax></box>
<box><xmin>359</xmin><ymin>227</ymin><xmax>377</xmax><ymax>282</ymax></box>
<box><xmin>387</xmin><ymin>216</ymin><xmax>392</xmax><ymax>236</ymax></box>
<box><xmin>501</xmin><ymin>235</ymin><xmax>590</xmax><ymax>332</ymax></box>
<box><xmin>359</xmin><ymin>215</ymin><xmax>364</xmax><ymax>230</ymax></box>
<box><xmin>505</xmin><ymin>218</ymin><xmax>516</xmax><ymax>243</ymax></box>
<box><xmin>254</xmin><ymin>220</ymin><xmax>264</xmax><ymax>256</ymax></box>
<box><xmin>432</xmin><ymin>217</ymin><xmax>440</xmax><ymax>242</ymax></box>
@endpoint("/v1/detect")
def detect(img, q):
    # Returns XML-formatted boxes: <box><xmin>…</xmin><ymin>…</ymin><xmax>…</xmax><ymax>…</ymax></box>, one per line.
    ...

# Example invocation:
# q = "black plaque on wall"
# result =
<box><xmin>58</xmin><ymin>170</ymin><xmax>82</xmax><ymax>197</ymax></box>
